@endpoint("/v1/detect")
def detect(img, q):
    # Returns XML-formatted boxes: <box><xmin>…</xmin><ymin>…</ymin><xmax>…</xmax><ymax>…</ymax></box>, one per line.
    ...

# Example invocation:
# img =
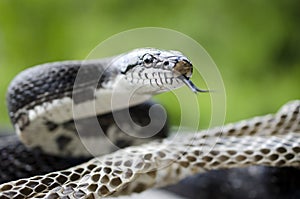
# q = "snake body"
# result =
<box><xmin>7</xmin><ymin>48</ymin><xmax>192</xmax><ymax>157</ymax></box>
<box><xmin>0</xmin><ymin>48</ymin><xmax>299</xmax><ymax>198</ymax></box>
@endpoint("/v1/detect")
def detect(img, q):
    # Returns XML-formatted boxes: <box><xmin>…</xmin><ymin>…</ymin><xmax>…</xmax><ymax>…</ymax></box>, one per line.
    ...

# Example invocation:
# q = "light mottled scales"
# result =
<box><xmin>0</xmin><ymin>100</ymin><xmax>299</xmax><ymax>198</ymax></box>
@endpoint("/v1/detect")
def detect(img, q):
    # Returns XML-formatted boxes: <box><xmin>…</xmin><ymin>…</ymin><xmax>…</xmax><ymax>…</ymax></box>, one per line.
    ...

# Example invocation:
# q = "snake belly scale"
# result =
<box><xmin>0</xmin><ymin>48</ymin><xmax>299</xmax><ymax>198</ymax></box>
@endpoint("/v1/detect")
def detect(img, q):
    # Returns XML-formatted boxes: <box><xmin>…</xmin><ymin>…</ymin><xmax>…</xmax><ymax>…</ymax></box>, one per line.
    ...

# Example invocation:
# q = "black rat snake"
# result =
<box><xmin>0</xmin><ymin>48</ymin><xmax>299</xmax><ymax>198</ymax></box>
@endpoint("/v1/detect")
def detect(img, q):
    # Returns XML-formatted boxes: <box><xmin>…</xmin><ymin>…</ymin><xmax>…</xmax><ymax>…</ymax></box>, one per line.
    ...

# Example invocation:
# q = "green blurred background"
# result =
<box><xmin>0</xmin><ymin>0</ymin><xmax>299</xmax><ymax>130</ymax></box>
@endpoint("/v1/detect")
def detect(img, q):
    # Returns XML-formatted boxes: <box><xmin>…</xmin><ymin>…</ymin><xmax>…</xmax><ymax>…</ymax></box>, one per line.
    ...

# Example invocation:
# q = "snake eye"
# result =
<box><xmin>142</xmin><ymin>54</ymin><xmax>154</xmax><ymax>67</ymax></box>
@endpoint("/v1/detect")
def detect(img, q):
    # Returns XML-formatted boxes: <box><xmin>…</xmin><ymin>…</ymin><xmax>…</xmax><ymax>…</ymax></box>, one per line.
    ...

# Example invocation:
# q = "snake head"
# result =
<box><xmin>115</xmin><ymin>48</ymin><xmax>208</xmax><ymax>94</ymax></box>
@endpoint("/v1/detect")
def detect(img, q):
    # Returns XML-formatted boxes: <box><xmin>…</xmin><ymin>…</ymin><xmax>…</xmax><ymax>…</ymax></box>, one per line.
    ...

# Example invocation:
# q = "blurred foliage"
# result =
<box><xmin>0</xmin><ymin>0</ymin><xmax>299</xmax><ymax>130</ymax></box>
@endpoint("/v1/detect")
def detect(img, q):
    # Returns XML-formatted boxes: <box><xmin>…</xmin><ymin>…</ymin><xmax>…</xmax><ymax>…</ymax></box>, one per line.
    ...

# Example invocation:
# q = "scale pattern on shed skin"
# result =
<box><xmin>0</xmin><ymin>100</ymin><xmax>299</xmax><ymax>198</ymax></box>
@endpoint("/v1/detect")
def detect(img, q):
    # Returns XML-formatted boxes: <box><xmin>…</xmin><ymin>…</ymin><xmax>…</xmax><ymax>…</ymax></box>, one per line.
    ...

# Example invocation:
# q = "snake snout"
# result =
<box><xmin>173</xmin><ymin>59</ymin><xmax>210</xmax><ymax>93</ymax></box>
<box><xmin>173</xmin><ymin>59</ymin><xmax>193</xmax><ymax>78</ymax></box>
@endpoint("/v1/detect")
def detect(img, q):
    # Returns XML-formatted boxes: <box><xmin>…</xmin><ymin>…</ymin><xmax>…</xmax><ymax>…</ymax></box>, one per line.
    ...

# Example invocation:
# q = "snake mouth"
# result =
<box><xmin>173</xmin><ymin>60</ymin><xmax>209</xmax><ymax>93</ymax></box>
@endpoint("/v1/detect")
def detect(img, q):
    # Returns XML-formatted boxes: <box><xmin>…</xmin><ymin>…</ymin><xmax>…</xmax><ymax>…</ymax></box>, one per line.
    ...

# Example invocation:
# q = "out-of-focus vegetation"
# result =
<box><xmin>0</xmin><ymin>0</ymin><xmax>299</xmax><ymax>129</ymax></box>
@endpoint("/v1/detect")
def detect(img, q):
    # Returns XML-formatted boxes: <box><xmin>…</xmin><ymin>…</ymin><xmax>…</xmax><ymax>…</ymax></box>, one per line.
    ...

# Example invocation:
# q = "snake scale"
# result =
<box><xmin>0</xmin><ymin>48</ymin><xmax>299</xmax><ymax>198</ymax></box>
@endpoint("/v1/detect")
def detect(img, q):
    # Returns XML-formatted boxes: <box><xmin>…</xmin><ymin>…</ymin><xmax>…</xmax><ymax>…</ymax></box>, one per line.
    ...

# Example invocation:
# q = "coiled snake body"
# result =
<box><xmin>0</xmin><ymin>48</ymin><xmax>299</xmax><ymax>198</ymax></box>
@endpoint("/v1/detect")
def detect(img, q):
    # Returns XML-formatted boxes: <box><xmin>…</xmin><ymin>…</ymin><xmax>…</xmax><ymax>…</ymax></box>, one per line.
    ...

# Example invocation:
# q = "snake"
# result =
<box><xmin>0</xmin><ymin>48</ymin><xmax>299</xmax><ymax>198</ymax></box>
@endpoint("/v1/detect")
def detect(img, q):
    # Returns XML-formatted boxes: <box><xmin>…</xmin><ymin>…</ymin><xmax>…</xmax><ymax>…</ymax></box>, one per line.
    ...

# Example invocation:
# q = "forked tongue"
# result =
<box><xmin>178</xmin><ymin>75</ymin><xmax>210</xmax><ymax>93</ymax></box>
<box><xmin>173</xmin><ymin>60</ymin><xmax>210</xmax><ymax>93</ymax></box>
